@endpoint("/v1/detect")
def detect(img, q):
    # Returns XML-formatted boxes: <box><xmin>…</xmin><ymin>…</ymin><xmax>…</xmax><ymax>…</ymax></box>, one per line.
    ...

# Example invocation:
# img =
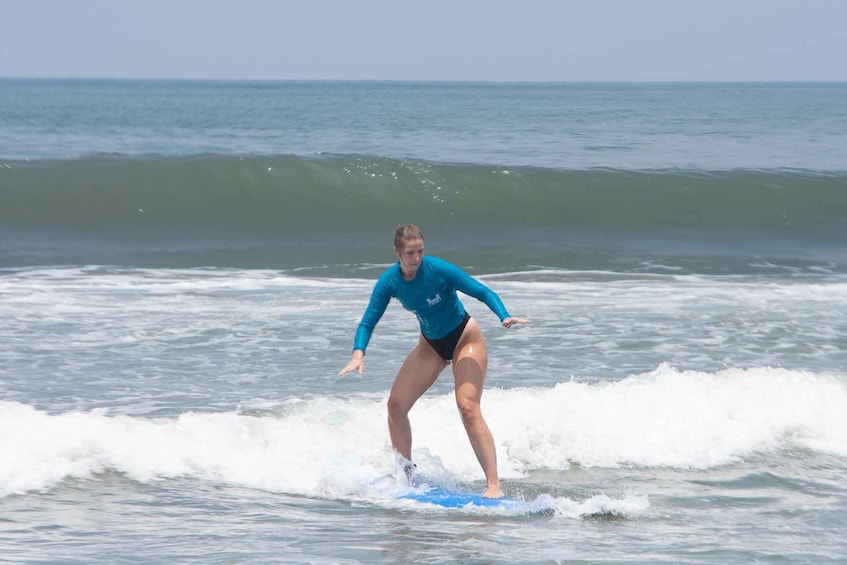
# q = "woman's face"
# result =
<box><xmin>394</xmin><ymin>237</ymin><xmax>424</xmax><ymax>278</ymax></box>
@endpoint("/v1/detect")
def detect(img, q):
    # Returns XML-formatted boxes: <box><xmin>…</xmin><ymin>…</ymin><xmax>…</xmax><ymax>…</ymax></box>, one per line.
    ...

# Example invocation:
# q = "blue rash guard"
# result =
<box><xmin>353</xmin><ymin>256</ymin><xmax>511</xmax><ymax>354</ymax></box>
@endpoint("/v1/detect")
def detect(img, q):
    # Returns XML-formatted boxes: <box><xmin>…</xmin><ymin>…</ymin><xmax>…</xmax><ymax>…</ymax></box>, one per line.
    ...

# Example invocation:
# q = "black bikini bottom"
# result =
<box><xmin>423</xmin><ymin>312</ymin><xmax>471</xmax><ymax>361</ymax></box>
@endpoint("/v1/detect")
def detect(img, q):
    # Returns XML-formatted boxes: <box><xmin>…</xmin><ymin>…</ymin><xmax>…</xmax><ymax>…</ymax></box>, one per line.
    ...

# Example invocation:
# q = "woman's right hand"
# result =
<box><xmin>338</xmin><ymin>350</ymin><xmax>365</xmax><ymax>377</ymax></box>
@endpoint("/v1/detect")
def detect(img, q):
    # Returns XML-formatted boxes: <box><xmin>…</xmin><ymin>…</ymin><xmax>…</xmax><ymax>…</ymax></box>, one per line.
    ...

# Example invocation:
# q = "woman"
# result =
<box><xmin>338</xmin><ymin>224</ymin><xmax>529</xmax><ymax>498</ymax></box>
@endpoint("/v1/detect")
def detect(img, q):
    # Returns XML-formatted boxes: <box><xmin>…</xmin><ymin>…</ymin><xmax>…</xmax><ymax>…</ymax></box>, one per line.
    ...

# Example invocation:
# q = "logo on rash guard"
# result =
<box><xmin>426</xmin><ymin>293</ymin><xmax>442</xmax><ymax>307</ymax></box>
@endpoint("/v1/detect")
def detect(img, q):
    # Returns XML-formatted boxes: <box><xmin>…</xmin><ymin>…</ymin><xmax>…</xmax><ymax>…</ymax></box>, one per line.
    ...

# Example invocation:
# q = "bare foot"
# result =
<box><xmin>483</xmin><ymin>485</ymin><xmax>504</xmax><ymax>498</ymax></box>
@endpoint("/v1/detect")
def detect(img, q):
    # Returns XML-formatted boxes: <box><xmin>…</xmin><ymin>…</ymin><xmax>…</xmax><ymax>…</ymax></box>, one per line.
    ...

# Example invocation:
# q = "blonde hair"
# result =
<box><xmin>394</xmin><ymin>224</ymin><xmax>424</xmax><ymax>250</ymax></box>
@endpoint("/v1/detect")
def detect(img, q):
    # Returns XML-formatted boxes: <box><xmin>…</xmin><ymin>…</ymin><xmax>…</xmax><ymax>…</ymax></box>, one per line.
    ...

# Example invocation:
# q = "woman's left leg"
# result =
<box><xmin>451</xmin><ymin>318</ymin><xmax>503</xmax><ymax>498</ymax></box>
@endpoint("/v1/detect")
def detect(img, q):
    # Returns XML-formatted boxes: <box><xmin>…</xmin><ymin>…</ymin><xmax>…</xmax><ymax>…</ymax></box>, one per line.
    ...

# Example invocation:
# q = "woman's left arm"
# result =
<box><xmin>439</xmin><ymin>258</ymin><xmax>530</xmax><ymax>326</ymax></box>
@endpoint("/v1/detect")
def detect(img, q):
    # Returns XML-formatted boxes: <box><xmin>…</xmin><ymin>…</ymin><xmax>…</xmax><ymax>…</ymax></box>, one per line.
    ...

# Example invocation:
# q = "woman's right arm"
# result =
<box><xmin>338</xmin><ymin>276</ymin><xmax>392</xmax><ymax>377</ymax></box>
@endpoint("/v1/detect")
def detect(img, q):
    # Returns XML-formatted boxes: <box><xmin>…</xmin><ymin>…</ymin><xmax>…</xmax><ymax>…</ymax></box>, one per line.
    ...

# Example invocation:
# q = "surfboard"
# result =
<box><xmin>399</xmin><ymin>487</ymin><xmax>541</xmax><ymax>512</ymax></box>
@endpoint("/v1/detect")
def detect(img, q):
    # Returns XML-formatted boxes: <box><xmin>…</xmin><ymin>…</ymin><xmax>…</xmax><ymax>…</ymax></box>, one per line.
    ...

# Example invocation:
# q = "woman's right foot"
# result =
<box><xmin>403</xmin><ymin>462</ymin><xmax>417</xmax><ymax>482</ymax></box>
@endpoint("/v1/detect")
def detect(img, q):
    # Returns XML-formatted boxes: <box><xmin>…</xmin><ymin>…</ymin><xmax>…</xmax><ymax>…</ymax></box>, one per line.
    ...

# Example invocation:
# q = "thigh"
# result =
<box><xmin>451</xmin><ymin>318</ymin><xmax>488</xmax><ymax>402</ymax></box>
<box><xmin>389</xmin><ymin>336</ymin><xmax>448</xmax><ymax>412</ymax></box>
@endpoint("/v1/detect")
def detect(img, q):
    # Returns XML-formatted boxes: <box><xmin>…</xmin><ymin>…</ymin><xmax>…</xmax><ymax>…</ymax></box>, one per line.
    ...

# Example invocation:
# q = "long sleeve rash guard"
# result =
<box><xmin>352</xmin><ymin>256</ymin><xmax>510</xmax><ymax>354</ymax></box>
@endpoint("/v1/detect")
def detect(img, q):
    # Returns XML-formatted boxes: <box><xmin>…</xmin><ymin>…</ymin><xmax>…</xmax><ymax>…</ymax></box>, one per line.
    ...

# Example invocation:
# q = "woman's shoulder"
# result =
<box><xmin>424</xmin><ymin>255</ymin><xmax>453</xmax><ymax>269</ymax></box>
<box><xmin>375</xmin><ymin>262</ymin><xmax>402</xmax><ymax>286</ymax></box>
<box><xmin>425</xmin><ymin>255</ymin><xmax>464</xmax><ymax>274</ymax></box>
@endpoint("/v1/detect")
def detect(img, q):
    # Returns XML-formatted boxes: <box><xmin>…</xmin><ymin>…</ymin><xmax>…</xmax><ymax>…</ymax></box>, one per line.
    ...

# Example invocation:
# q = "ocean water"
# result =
<box><xmin>1</xmin><ymin>79</ymin><xmax>846</xmax><ymax>563</ymax></box>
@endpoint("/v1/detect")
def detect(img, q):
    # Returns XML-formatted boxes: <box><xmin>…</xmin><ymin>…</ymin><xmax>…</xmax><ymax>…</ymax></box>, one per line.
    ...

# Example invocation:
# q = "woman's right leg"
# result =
<box><xmin>386</xmin><ymin>336</ymin><xmax>447</xmax><ymax>460</ymax></box>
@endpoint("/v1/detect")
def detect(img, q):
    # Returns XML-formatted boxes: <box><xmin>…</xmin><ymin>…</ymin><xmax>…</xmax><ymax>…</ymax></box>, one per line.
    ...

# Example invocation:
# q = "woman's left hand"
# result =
<box><xmin>502</xmin><ymin>317</ymin><xmax>531</xmax><ymax>328</ymax></box>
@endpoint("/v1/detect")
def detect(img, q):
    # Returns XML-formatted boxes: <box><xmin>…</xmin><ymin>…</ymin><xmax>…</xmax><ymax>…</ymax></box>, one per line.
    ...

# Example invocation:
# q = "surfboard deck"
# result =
<box><xmin>399</xmin><ymin>487</ymin><xmax>538</xmax><ymax>511</ymax></box>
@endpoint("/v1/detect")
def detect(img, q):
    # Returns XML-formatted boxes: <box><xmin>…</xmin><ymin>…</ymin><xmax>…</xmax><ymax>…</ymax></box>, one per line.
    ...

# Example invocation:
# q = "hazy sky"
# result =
<box><xmin>2</xmin><ymin>0</ymin><xmax>845</xmax><ymax>81</ymax></box>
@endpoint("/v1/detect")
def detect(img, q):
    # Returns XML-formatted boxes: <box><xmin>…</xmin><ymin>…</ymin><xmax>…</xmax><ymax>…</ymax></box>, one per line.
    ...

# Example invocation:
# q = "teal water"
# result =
<box><xmin>2</xmin><ymin>154</ymin><xmax>845</xmax><ymax>274</ymax></box>
<box><xmin>2</xmin><ymin>80</ymin><xmax>846</xmax><ymax>274</ymax></box>
<box><xmin>2</xmin><ymin>80</ymin><xmax>846</xmax><ymax>169</ymax></box>
<box><xmin>1</xmin><ymin>80</ymin><xmax>846</xmax><ymax>563</ymax></box>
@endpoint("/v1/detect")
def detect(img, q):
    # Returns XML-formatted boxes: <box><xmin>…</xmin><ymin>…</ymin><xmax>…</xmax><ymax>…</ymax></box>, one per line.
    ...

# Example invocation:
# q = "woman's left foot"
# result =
<box><xmin>483</xmin><ymin>486</ymin><xmax>504</xmax><ymax>498</ymax></box>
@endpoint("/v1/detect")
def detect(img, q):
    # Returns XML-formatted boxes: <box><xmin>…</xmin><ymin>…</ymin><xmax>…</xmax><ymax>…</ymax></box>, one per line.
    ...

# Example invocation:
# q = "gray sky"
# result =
<box><xmin>2</xmin><ymin>0</ymin><xmax>845</xmax><ymax>81</ymax></box>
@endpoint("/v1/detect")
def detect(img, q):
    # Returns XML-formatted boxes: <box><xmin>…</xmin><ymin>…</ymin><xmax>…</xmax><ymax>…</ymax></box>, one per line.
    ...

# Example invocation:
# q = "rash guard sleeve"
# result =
<box><xmin>429</xmin><ymin>257</ymin><xmax>511</xmax><ymax>322</ymax></box>
<box><xmin>352</xmin><ymin>272</ymin><xmax>394</xmax><ymax>354</ymax></box>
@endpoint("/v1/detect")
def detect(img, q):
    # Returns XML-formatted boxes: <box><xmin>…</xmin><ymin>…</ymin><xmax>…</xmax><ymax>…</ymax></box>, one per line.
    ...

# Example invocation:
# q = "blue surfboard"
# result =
<box><xmin>399</xmin><ymin>487</ymin><xmax>537</xmax><ymax>511</ymax></box>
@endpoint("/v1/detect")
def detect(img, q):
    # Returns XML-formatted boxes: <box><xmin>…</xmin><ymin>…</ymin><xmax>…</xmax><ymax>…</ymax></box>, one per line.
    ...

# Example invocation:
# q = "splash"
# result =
<box><xmin>2</xmin><ymin>366</ymin><xmax>845</xmax><ymax>502</ymax></box>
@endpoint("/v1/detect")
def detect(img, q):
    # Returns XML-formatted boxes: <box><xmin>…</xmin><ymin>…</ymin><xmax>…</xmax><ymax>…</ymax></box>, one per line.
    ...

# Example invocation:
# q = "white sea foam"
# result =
<box><xmin>2</xmin><ymin>366</ymin><xmax>844</xmax><ymax>504</ymax></box>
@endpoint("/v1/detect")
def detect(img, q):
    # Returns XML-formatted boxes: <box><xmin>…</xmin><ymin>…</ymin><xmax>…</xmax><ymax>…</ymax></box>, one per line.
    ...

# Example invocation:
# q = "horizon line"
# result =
<box><xmin>2</xmin><ymin>76</ymin><xmax>846</xmax><ymax>84</ymax></box>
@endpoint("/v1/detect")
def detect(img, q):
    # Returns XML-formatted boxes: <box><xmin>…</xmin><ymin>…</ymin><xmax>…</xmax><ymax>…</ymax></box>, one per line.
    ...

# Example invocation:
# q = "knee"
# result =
<box><xmin>386</xmin><ymin>395</ymin><xmax>408</xmax><ymax>421</ymax></box>
<box><xmin>455</xmin><ymin>396</ymin><xmax>481</xmax><ymax>422</ymax></box>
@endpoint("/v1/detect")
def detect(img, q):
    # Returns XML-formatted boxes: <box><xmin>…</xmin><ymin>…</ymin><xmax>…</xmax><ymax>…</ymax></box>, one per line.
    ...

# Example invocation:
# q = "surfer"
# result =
<box><xmin>338</xmin><ymin>224</ymin><xmax>530</xmax><ymax>498</ymax></box>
